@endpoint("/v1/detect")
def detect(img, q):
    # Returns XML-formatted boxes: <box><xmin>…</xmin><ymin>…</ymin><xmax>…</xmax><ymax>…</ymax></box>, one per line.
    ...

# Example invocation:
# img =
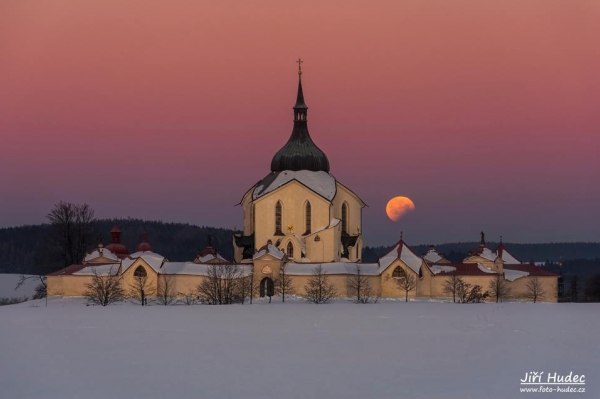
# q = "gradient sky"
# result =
<box><xmin>1</xmin><ymin>0</ymin><xmax>598</xmax><ymax>246</ymax></box>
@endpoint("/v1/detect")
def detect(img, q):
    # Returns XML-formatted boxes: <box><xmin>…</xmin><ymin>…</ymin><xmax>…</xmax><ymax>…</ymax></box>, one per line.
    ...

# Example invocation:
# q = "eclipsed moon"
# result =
<box><xmin>386</xmin><ymin>196</ymin><xmax>415</xmax><ymax>222</ymax></box>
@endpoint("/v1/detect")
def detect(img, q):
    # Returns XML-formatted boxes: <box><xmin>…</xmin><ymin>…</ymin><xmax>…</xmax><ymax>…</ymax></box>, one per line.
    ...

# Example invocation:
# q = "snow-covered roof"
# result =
<box><xmin>466</xmin><ymin>247</ymin><xmax>498</xmax><ymax>262</ymax></box>
<box><xmin>379</xmin><ymin>241</ymin><xmax>423</xmax><ymax>274</ymax></box>
<box><xmin>499</xmin><ymin>249</ymin><xmax>521</xmax><ymax>264</ymax></box>
<box><xmin>504</xmin><ymin>268</ymin><xmax>530</xmax><ymax>281</ymax></box>
<box><xmin>478</xmin><ymin>248</ymin><xmax>498</xmax><ymax>261</ymax></box>
<box><xmin>430</xmin><ymin>265</ymin><xmax>457</xmax><ymax>275</ymax></box>
<box><xmin>253</xmin><ymin>244</ymin><xmax>285</xmax><ymax>260</ymax></box>
<box><xmin>195</xmin><ymin>253</ymin><xmax>228</xmax><ymax>263</ymax></box>
<box><xmin>121</xmin><ymin>252</ymin><xmax>166</xmax><ymax>273</ymax></box>
<box><xmin>423</xmin><ymin>249</ymin><xmax>443</xmax><ymax>263</ymax></box>
<box><xmin>83</xmin><ymin>248</ymin><xmax>119</xmax><ymax>263</ymax></box>
<box><xmin>252</xmin><ymin>170</ymin><xmax>337</xmax><ymax>202</ymax></box>
<box><xmin>73</xmin><ymin>264</ymin><xmax>120</xmax><ymax>276</ymax></box>
<box><xmin>284</xmin><ymin>262</ymin><xmax>381</xmax><ymax>276</ymax></box>
<box><xmin>477</xmin><ymin>263</ymin><xmax>496</xmax><ymax>274</ymax></box>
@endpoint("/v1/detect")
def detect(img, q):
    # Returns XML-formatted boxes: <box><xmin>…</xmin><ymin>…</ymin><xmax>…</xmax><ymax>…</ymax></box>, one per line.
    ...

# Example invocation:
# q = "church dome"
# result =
<box><xmin>270</xmin><ymin>65</ymin><xmax>330</xmax><ymax>173</ymax></box>
<box><xmin>135</xmin><ymin>232</ymin><xmax>152</xmax><ymax>252</ymax></box>
<box><xmin>104</xmin><ymin>224</ymin><xmax>130</xmax><ymax>258</ymax></box>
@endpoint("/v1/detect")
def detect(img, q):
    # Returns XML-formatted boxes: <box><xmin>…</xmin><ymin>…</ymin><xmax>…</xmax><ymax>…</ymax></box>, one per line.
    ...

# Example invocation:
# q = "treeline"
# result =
<box><xmin>2</xmin><ymin>220</ymin><xmax>600</xmax><ymax>277</ymax></box>
<box><xmin>0</xmin><ymin>219</ymin><xmax>234</xmax><ymax>275</ymax></box>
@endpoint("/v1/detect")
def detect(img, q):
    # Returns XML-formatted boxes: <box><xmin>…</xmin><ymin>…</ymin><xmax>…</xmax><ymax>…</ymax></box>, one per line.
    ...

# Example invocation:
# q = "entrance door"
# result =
<box><xmin>260</xmin><ymin>277</ymin><xmax>274</xmax><ymax>297</ymax></box>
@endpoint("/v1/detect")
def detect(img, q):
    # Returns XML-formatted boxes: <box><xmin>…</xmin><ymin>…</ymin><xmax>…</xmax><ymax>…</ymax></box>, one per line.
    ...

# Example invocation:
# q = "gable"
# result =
<box><xmin>252</xmin><ymin>170</ymin><xmax>337</xmax><ymax>203</ymax></box>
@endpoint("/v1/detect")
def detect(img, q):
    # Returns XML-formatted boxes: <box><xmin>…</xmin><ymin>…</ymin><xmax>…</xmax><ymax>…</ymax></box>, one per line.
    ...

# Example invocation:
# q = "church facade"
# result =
<box><xmin>46</xmin><ymin>67</ymin><xmax>558</xmax><ymax>302</ymax></box>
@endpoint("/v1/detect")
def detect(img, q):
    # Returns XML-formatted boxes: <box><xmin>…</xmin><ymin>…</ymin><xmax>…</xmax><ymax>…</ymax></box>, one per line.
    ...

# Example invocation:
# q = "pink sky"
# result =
<box><xmin>1</xmin><ymin>0</ymin><xmax>598</xmax><ymax>245</ymax></box>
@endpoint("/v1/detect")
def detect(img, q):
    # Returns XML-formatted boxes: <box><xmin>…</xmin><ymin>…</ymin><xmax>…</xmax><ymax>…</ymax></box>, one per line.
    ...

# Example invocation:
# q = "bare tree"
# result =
<box><xmin>442</xmin><ymin>272</ymin><xmax>462</xmax><ymax>303</ymax></box>
<box><xmin>47</xmin><ymin>201</ymin><xmax>96</xmax><ymax>267</ymax></box>
<box><xmin>393</xmin><ymin>271</ymin><xmax>417</xmax><ymax>302</ymax></box>
<box><xmin>525</xmin><ymin>277</ymin><xmax>545</xmax><ymax>303</ymax></box>
<box><xmin>488</xmin><ymin>274</ymin><xmax>511</xmax><ymax>303</ymax></box>
<box><xmin>275</xmin><ymin>263</ymin><xmax>295</xmax><ymax>302</ymax></box>
<box><xmin>129</xmin><ymin>274</ymin><xmax>155</xmax><ymax>306</ymax></box>
<box><xmin>347</xmin><ymin>265</ymin><xmax>376</xmax><ymax>304</ymax></box>
<box><xmin>237</xmin><ymin>272</ymin><xmax>254</xmax><ymax>304</ymax></box>
<box><xmin>16</xmin><ymin>275</ymin><xmax>47</xmax><ymax>300</ymax></box>
<box><xmin>197</xmin><ymin>264</ymin><xmax>245</xmax><ymax>305</ymax></box>
<box><xmin>304</xmin><ymin>265</ymin><xmax>337</xmax><ymax>304</ymax></box>
<box><xmin>84</xmin><ymin>267</ymin><xmax>125</xmax><ymax>306</ymax></box>
<box><xmin>178</xmin><ymin>289</ymin><xmax>199</xmax><ymax>305</ymax></box>
<box><xmin>156</xmin><ymin>274</ymin><xmax>176</xmax><ymax>306</ymax></box>
<box><xmin>456</xmin><ymin>279</ymin><xmax>470</xmax><ymax>303</ymax></box>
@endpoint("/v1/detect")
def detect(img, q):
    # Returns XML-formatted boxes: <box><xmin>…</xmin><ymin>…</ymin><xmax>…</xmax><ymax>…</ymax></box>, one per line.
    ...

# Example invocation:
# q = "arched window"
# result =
<box><xmin>134</xmin><ymin>266</ymin><xmax>147</xmax><ymax>278</ymax></box>
<box><xmin>286</xmin><ymin>242</ymin><xmax>294</xmax><ymax>258</ymax></box>
<box><xmin>314</xmin><ymin>235</ymin><xmax>321</xmax><ymax>242</ymax></box>
<box><xmin>305</xmin><ymin>201</ymin><xmax>311</xmax><ymax>234</ymax></box>
<box><xmin>341</xmin><ymin>203</ymin><xmax>348</xmax><ymax>233</ymax></box>
<box><xmin>392</xmin><ymin>266</ymin><xmax>406</xmax><ymax>279</ymax></box>
<box><xmin>275</xmin><ymin>201</ymin><xmax>283</xmax><ymax>235</ymax></box>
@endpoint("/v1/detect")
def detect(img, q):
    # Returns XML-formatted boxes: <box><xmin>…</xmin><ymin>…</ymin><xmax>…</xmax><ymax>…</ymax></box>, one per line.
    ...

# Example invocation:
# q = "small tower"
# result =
<box><xmin>104</xmin><ymin>223</ymin><xmax>129</xmax><ymax>258</ymax></box>
<box><xmin>135</xmin><ymin>231</ymin><xmax>152</xmax><ymax>252</ymax></box>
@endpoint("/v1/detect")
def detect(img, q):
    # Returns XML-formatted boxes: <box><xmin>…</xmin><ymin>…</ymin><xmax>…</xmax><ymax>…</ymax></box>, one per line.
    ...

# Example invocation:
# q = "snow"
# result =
<box><xmin>252</xmin><ymin>170</ymin><xmax>337</xmax><ymax>201</ymax></box>
<box><xmin>504</xmin><ymin>268</ymin><xmax>530</xmax><ymax>281</ymax></box>
<box><xmin>121</xmin><ymin>252</ymin><xmax>166</xmax><ymax>273</ymax></box>
<box><xmin>0</xmin><ymin>274</ymin><xmax>38</xmax><ymax>299</ymax></box>
<box><xmin>430</xmin><ymin>265</ymin><xmax>457</xmax><ymax>275</ymax></box>
<box><xmin>477</xmin><ymin>247</ymin><xmax>498</xmax><ymax>261</ymax></box>
<box><xmin>423</xmin><ymin>249</ymin><xmax>442</xmax><ymax>263</ymax></box>
<box><xmin>378</xmin><ymin>242</ymin><xmax>422</xmax><ymax>274</ymax></box>
<box><xmin>1</xmin><ymin>298</ymin><xmax>598</xmax><ymax>399</ymax></box>
<box><xmin>253</xmin><ymin>244</ymin><xmax>285</xmax><ymax>260</ymax></box>
<box><xmin>83</xmin><ymin>247</ymin><xmax>119</xmax><ymax>262</ymax></box>
<box><xmin>500</xmin><ymin>249</ymin><xmax>521</xmax><ymax>264</ymax></box>
<box><xmin>195</xmin><ymin>253</ymin><xmax>227</xmax><ymax>263</ymax></box>
<box><xmin>477</xmin><ymin>263</ymin><xmax>497</xmax><ymax>274</ymax></box>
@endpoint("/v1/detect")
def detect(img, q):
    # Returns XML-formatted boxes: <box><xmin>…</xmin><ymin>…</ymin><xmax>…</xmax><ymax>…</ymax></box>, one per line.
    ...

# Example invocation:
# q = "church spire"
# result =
<box><xmin>270</xmin><ymin>60</ymin><xmax>330</xmax><ymax>173</ymax></box>
<box><xmin>294</xmin><ymin>58</ymin><xmax>308</xmax><ymax>120</ymax></box>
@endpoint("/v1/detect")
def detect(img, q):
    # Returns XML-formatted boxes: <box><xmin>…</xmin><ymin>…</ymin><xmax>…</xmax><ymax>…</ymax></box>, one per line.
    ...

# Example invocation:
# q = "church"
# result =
<box><xmin>46</xmin><ymin>64</ymin><xmax>558</xmax><ymax>302</ymax></box>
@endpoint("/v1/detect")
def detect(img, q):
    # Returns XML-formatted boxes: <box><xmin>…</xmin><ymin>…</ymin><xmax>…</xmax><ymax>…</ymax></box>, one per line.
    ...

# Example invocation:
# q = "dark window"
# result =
<box><xmin>134</xmin><ymin>266</ymin><xmax>147</xmax><ymax>278</ymax></box>
<box><xmin>286</xmin><ymin>242</ymin><xmax>294</xmax><ymax>258</ymax></box>
<box><xmin>392</xmin><ymin>266</ymin><xmax>406</xmax><ymax>279</ymax></box>
<box><xmin>275</xmin><ymin>201</ymin><xmax>283</xmax><ymax>235</ymax></box>
<box><xmin>314</xmin><ymin>235</ymin><xmax>321</xmax><ymax>242</ymax></box>
<box><xmin>305</xmin><ymin>201</ymin><xmax>311</xmax><ymax>234</ymax></box>
<box><xmin>419</xmin><ymin>267</ymin><xmax>423</xmax><ymax>279</ymax></box>
<box><xmin>341</xmin><ymin>203</ymin><xmax>348</xmax><ymax>233</ymax></box>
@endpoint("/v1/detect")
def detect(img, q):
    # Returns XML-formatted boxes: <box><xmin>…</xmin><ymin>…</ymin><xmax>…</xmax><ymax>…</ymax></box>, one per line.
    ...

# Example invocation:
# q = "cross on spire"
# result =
<box><xmin>297</xmin><ymin>58</ymin><xmax>303</xmax><ymax>75</ymax></box>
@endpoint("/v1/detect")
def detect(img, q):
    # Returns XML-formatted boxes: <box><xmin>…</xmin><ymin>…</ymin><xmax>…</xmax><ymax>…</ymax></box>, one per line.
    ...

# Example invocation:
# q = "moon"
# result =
<box><xmin>386</xmin><ymin>196</ymin><xmax>415</xmax><ymax>222</ymax></box>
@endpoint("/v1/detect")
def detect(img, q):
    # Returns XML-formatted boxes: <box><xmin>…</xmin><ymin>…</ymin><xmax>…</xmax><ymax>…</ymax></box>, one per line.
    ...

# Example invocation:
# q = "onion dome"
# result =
<box><xmin>104</xmin><ymin>223</ymin><xmax>129</xmax><ymax>258</ymax></box>
<box><xmin>270</xmin><ymin>60</ymin><xmax>330</xmax><ymax>173</ymax></box>
<box><xmin>135</xmin><ymin>231</ymin><xmax>152</xmax><ymax>252</ymax></box>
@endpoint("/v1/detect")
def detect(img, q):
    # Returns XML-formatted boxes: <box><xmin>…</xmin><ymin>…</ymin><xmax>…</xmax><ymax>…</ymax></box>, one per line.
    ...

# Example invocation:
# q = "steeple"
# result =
<box><xmin>270</xmin><ymin>59</ymin><xmax>330</xmax><ymax>173</ymax></box>
<box><xmin>294</xmin><ymin>58</ymin><xmax>308</xmax><ymax>119</ymax></box>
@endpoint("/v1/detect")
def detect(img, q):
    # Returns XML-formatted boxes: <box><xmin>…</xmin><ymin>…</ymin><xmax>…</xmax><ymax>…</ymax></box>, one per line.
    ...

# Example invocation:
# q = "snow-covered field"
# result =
<box><xmin>1</xmin><ymin>298</ymin><xmax>598</xmax><ymax>399</ymax></box>
<box><xmin>0</xmin><ymin>274</ymin><xmax>38</xmax><ymax>300</ymax></box>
